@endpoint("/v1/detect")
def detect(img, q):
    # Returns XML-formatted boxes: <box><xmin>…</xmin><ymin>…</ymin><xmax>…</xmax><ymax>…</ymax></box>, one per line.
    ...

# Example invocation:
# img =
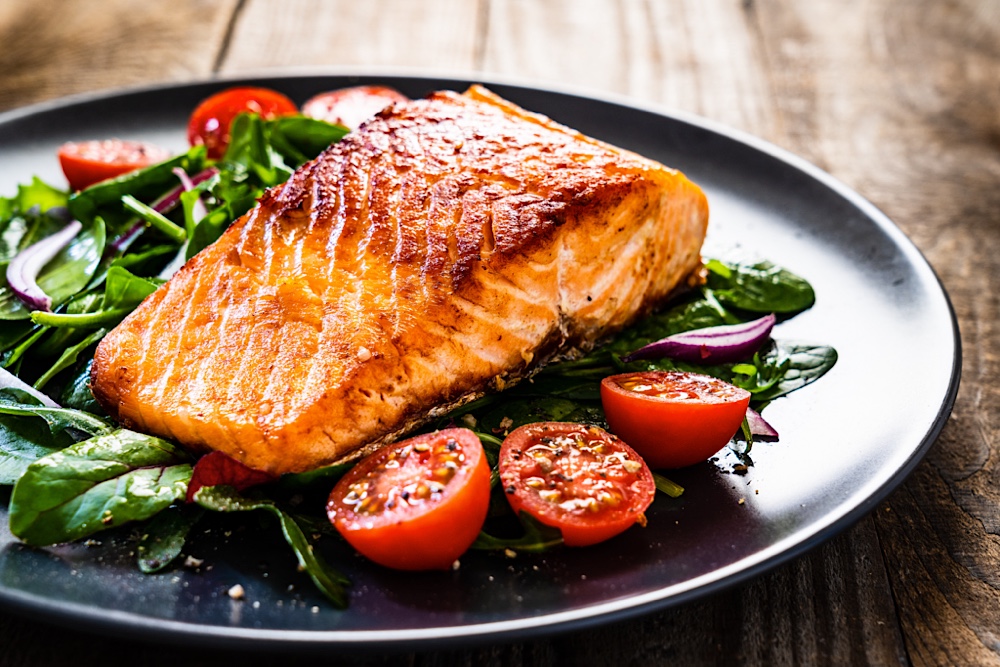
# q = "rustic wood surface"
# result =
<box><xmin>0</xmin><ymin>0</ymin><xmax>997</xmax><ymax>664</ymax></box>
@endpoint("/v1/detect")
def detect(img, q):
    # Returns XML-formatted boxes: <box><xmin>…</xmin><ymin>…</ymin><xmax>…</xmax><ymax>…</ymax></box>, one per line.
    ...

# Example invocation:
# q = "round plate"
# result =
<box><xmin>0</xmin><ymin>74</ymin><xmax>960</xmax><ymax>650</ymax></box>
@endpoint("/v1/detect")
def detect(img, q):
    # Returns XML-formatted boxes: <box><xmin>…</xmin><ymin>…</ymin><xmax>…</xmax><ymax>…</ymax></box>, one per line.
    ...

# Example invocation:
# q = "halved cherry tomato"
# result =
<box><xmin>326</xmin><ymin>428</ymin><xmax>490</xmax><ymax>570</ymax></box>
<box><xmin>301</xmin><ymin>85</ymin><xmax>409</xmax><ymax>130</ymax></box>
<box><xmin>600</xmin><ymin>371</ymin><xmax>751</xmax><ymax>469</ymax></box>
<box><xmin>498</xmin><ymin>422</ymin><xmax>655</xmax><ymax>547</ymax></box>
<box><xmin>57</xmin><ymin>139</ymin><xmax>170</xmax><ymax>191</ymax></box>
<box><xmin>187</xmin><ymin>86</ymin><xmax>298</xmax><ymax>159</ymax></box>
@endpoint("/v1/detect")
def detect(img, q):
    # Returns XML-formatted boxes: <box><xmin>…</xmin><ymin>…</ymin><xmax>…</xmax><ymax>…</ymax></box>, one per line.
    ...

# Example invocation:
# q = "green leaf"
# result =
<box><xmin>0</xmin><ymin>394</ymin><xmax>113</xmax><ymax>437</ymax></box>
<box><xmin>753</xmin><ymin>342</ymin><xmax>838</xmax><ymax>402</ymax></box>
<box><xmin>706</xmin><ymin>260</ymin><xmax>815</xmax><ymax>313</ymax></box>
<box><xmin>471</xmin><ymin>512</ymin><xmax>564</xmax><ymax>553</ymax></box>
<box><xmin>15</xmin><ymin>177</ymin><xmax>68</xmax><ymax>213</ymax></box>
<box><xmin>31</xmin><ymin>266</ymin><xmax>159</xmax><ymax>329</ymax></box>
<box><xmin>0</xmin><ymin>217</ymin><xmax>106</xmax><ymax>320</ymax></box>
<box><xmin>59</xmin><ymin>358</ymin><xmax>105</xmax><ymax>414</ymax></box>
<box><xmin>0</xmin><ymin>412</ymin><xmax>74</xmax><ymax>485</ymax></box>
<box><xmin>9</xmin><ymin>429</ymin><xmax>192</xmax><ymax>545</ymax></box>
<box><xmin>194</xmin><ymin>485</ymin><xmax>349</xmax><ymax>608</ymax></box>
<box><xmin>137</xmin><ymin>505</ymin><xmax>204</xmax><ymax>573</ymax></box>
<box><xmin>68</xmin><ymin>146</ymin><xmax>206</xmax><ymax>231</ymax></box>
<box><xmin>271</xmin><ymin>116</ymin><xmax>349</xmax><ymax>159</ymax></box>
<box><xmin>31</xmin><ymin>327</ymin><xmax>106</xmax><ymax>390</ymax></box>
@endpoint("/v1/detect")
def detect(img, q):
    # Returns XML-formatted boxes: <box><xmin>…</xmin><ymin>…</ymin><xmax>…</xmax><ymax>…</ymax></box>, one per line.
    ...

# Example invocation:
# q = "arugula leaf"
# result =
<box><xmin>9</xmin><ymin>429</ymin><xmax>192</xmax><ymax>546</ymax></box>
<box><xmin>471</xmin><ymin>512</ymin><xmax>564</xmax><ymax>553</ymax></box>
<box><xmin>194</xmin><ymin>485</ymin><xmax>349</xmax><ymax>608</ymax></box>
<box><xmin>136</xmin><ymin>505</ymin><xmax>204</xmax><ymax>573</ymax></box>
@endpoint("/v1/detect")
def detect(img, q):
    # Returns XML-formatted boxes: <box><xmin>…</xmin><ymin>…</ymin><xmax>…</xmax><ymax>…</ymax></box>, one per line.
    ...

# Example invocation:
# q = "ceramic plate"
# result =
<box><xmin>0</xmin><ymin>74</ymin><xmax>960</xmax><ymax>650</ymax></box>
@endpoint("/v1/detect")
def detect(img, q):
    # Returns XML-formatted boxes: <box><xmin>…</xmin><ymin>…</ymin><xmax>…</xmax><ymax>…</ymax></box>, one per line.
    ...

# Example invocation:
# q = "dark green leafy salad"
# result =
<box><xmin>0</xmin><ymin>88</ymin><xmax>837</xmax><ymax>608</ymax></box>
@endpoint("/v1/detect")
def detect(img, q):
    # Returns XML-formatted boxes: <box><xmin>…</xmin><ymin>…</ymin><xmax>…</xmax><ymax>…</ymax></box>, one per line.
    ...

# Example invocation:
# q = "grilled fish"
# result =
<box><xmin>90</xmin><ymin>85</ymin><xmax>709</xmax><ymax>475</ymax></box>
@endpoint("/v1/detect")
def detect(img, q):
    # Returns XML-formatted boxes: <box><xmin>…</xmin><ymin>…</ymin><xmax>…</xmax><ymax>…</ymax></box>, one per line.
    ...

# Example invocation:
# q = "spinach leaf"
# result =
<box><xmin>32</xmin><ymin>266</ymin><xmax>159</xmax><ymax>329</ymax></box>
<box><xmin>706</xmin><ymin>260</ymin><xmax>815</xmax><ymax>313</ymax></box>
<box><xmin>59</xmin><ymin>358</ymin><xmax>105</xmax><ymax>414</ymax></box>
<box><xmin>9</xmin><ymin>429</ymin><xmax>192</xmax><ymax>546</ymax></box>
<box><xmin>0</xmin><ymin>393</ymin><xmax>113</xmax><ymax>437</ymax></box>
<box><xmin>471</xmin><ymin>512</ymin><xmax>564</xmax><ymax>553</ymax></box>
<box><xmin>31</xmin><ymin>328</ymin><xmax>105</xmax><ymax>390</ymax></box>
<box><xmin>753</xmin><ymin>342</ymin><xmax>838</xmax><ymax>402</ymax></box>
<box><xmin>136</xmin><ymin>505</ymin><xmax>204</xmax><ymax>573</ymax></box>
<box><xmin>0</xmin><ymin>413</ymin><xmax>74</xmax><ymax>485</ymax></box>
<box><xmin>68</xmin><ymin>147</ymin><xmax>206</xmax><ymax>232</ymax></box>
<box><xmin>0</xmin><ymin>217</ymin><xmax>106</xmax><ymax>321</ymax></box>
<box><xmin>194</xmin><ymin>485</ymin><xmax>349</xmax><ymax>608</ymax></box>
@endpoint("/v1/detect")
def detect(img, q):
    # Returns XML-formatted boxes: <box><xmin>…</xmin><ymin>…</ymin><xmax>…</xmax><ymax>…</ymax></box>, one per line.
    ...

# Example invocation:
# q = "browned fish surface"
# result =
<box><xmin>90</xmin><ymin>86</ymin><xmax>709</xmax><ymax>475</ymax></box>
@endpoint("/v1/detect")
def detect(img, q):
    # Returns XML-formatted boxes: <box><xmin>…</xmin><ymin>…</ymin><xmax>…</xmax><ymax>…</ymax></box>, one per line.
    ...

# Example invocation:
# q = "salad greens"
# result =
<box><xmin>0</xmin><ymin>103</ymin><xmax>837</xmax><ymax>607</ymax></box>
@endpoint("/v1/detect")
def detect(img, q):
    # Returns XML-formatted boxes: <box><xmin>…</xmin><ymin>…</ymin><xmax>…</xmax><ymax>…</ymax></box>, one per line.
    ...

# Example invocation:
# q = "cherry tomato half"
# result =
<box><xmin>301</xmin><ymin>85</ymin><xmax>409</xmax><ymax>130</ymax></box>
<box><xmin>57</xmin><ymin>139</ymin><xmax>170</xmax><ymax>191</ymax></box>
<box><xmin>187</xmin><ymin>87</ymin><xmax>298</xmax><ymax>159</ymax></box>
<box><xmin>600</xmin><ymin>371</ymin><xmax>751</xmax><ymax>469</ymax></box>
<box><xmin>326</xmin><ymin>428</ymin><xmax>490</xmax><ymax>570</ymax></box>
<box><xmin>498</xmin><ymin>422</ymin><xmax>655</xmax><ymax>547</ymax></box>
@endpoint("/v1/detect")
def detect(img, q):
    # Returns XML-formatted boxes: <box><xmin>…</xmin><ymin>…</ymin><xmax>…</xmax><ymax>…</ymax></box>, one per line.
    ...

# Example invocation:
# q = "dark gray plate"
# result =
<box><xmin>0</xmin><ymin>74</ymin><xmax>960</xmax><ymax>651</ymax></box>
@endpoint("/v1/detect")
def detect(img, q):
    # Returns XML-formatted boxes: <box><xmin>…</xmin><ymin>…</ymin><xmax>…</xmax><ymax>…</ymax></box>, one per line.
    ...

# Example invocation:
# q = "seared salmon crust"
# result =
<box><xmin>90</xmin><ymin>85</ymin><xmax>709</xmax><ymax>475</ymax></box>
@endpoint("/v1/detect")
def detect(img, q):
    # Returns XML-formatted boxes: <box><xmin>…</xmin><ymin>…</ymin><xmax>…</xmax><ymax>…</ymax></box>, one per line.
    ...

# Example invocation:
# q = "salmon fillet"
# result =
<box><xmin>90</xmin><ymin>85</ymin><xmax>709</xmax><ymax>475</ymax></box>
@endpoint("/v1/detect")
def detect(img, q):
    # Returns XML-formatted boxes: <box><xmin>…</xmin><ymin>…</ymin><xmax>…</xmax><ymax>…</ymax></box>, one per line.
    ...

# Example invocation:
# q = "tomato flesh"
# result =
<box><xmin>326</xmin><ymin>428</ymin><xmax>490</xmax><ymax>570</ymax></box>
<box><xmin>601</xmin><ymin>371</ymin><xmax>751</xmax><ymax>469</ymax></box>
<box><xmin>498</xmin><ymin>422</ymin><xmax>655</xmax><ymax>547</ymax></box>
<box><xmin>301</xmin><ymin>86</ymin><xmax>409</xmax><ymax>130</ymax></box>
<box><xmin>58</xmin><ymin>139</ymin><xmax>170</xmax><ymax>191</ymax></box>
<box><xmin>187</xmin><ymin>87</ymin><xmax>298</xmax><ymax>159</ymax></box>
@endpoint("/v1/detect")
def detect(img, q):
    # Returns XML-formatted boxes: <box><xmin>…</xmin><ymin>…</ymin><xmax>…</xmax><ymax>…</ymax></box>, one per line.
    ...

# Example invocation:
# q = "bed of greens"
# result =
<box><xmin>0</xmin><ymin>102</ymin><xmax>837</xmax><ymax>608</ymax></box>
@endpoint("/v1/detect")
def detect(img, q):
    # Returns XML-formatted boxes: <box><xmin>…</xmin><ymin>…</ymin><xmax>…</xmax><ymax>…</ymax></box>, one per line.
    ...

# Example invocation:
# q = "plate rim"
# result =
<box><xmin>0</xmin><ymin>69</ymin><xmax>962</xmax><ymax>651</ymax></box>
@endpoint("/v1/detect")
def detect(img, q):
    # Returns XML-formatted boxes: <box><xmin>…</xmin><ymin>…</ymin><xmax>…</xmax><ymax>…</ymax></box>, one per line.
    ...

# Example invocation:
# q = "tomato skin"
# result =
<box><xmin>301</xmin><ymin>86</ymin><xmax>409</xmax><ymax>130</ymax></box>
<box><xmin>326</xmin><ymin>428</ymin><xmax>490</xmax><ymax>571</ymax></box>
<box><xmin>58</xmin><ymin>139</ymin><xmax>170</xmax><ymax>191</ymax></box>
<box><xmin>600</xmin><ymin>371</ymin><xmax>751</xmax><ymax>469</ymax></box>
<box><xmin>187</xmin><ymin>87</ymin><xmax>298</xmax><ymax>159</ymax></box>
<box><xmin>499</xmin><ymin>422</ymin><xmax>655</xmax><ymax>547</ymax></box>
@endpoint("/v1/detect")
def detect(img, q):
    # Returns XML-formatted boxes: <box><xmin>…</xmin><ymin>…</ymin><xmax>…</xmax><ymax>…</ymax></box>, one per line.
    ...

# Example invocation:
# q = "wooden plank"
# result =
<box><xmin>0</xmin><ymin>0</ymin><xmax>238</xmax><ymax>112</ymax></box>
<box><xmin>747</xmin><ymin>0</ymin><xmax>1000</xmax><ymax>664</ymax></box>
<box><xmin>220</xmin><ymin>0</ymin><xmax>483</xmax><ymax>73</ymax></box>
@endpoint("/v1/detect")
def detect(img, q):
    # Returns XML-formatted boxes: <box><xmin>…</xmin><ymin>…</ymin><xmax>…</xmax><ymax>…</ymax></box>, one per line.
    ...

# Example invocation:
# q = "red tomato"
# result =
<box><xmin>600</xmin><ymin>371</ymin><xmax>751</xmax><ymax>469</ymax></box>
<box><xmin>301</xmin><ymin>85</ymin><xmax>409</xmax><ymax>130</ymax></box>
<box><xmin>187</xmin><ymin>87</ymin><xmax>298</xmax><ymax>159</ymax></box>
<box><xmin>57</xmin><ymin>139</ymin><xmax>170</xmax><ymax>191</ymax></box>
<box><xmin>498</xmin><ymin>422</ymin><xmax>655</xmax><ymax>547</ymax></box>
<box><xmin>326</xmin><ymin>428</ymin><xmax>490</xmax><ymax>570</ymax></box>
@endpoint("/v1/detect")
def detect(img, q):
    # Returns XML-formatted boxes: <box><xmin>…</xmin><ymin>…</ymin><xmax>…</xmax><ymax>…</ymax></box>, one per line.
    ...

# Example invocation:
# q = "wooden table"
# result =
<box><xmin>1</xmin><ymin>1</ymin><xmax>997</xmax><ymax>664</ymax></box>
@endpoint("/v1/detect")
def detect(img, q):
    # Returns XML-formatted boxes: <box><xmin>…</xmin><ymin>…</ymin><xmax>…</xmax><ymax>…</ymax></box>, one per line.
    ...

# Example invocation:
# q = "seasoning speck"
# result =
<box><xmin>738</xmin><ymin>497</ymin><xmax>746</xmax><ymax>505</ymax></box>
<box><xmin>451</xmin><ymin>559</ymin><xmax>461</xmax><ymax>571</ymax></box>
<box><xmin>184</xmin><ymin>555</ymin><xmax>204</xmax><ymax>569</ymax></box>
<box><xmin>357</xmin><ymin>346</ymin><xmax>372</xmax><ymax>362</ymax></box>
<box><xmin>504</xmin><ymin>548</ymin><xmax>517</xmax><ymax>559</ymax></box>
<box><xmin>228</xmin><ymin>584</ymin><xmax>245</xmax><ymax>600</ymax></box>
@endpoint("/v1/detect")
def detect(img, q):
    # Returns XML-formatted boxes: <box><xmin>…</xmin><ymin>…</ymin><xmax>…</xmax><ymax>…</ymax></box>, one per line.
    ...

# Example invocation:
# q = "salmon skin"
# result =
<box><xmin>90</xmin><ymin>85</ymin><xmax>709</xmax><ymax>475</ymax></box>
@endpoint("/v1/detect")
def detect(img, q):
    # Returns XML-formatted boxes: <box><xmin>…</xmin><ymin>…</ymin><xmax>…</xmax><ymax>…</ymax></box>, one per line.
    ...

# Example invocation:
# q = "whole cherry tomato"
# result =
<box><xmin>600</xmin><ymin>371</ymin><xmax>751</xmax><ymax>469</ymax></box>
<box><xmin>57</xmin><ymin>139</ymin><xmax>170</xmax><ymax>191</ymax></box>
<box><xmin>301</xmin><ymin>85</ymin><xmax>409</xmax><ymax>130</ymax></box>
<box><xmin>187</xmin><ymin>86</ymin><xmax>298</xmax><ymax>159</ymax></box>
<box><xmin>498</xmin><ymin>422</ymin><xmax>655</xmax><ymax>547</ymax></box>
<box><xmin>326</xmin><ymin>428</ymin><xmax>491</xmax><ymax>570</ymax></box>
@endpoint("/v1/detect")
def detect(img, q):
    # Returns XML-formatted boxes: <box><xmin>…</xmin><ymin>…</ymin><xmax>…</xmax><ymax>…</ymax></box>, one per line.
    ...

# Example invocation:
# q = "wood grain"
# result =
<box><xmin>2</xmin><ymin>0</ymin><xmax>1000</xmax><ymax>664</ymax></box>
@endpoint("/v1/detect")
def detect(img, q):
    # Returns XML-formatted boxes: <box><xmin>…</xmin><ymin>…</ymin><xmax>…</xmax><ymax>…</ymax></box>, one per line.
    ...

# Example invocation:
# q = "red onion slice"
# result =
<box><xmin>152</xmin><ymin>167</ymin><xmax>218</xmax><ymax>215</ymax></box>
<box><xmin>6</xmin><ymin>220</ymin><xmax>82</xmax><ymax>312</ymax></box>
<box><xmin>746</xmin><ymin>407</ymin><xmax>779</xmax><ymax>440</ymax></box>
<box><xmin>622</xmin><ymin>313</ymin><xmax>777</xmax><ymax>364</ymax></box>
<box><xmin>0</xmin><ymin>366</ymin><xmax>60</xmax><ymax>408</ymax></box>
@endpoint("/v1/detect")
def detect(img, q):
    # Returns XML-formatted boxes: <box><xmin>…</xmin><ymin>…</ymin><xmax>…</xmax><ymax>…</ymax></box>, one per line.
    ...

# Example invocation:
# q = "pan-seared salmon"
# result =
<box><xmin>90</xmin><ymin>85</ymin><xmax>709</xmax><ymax>475</ymax></box>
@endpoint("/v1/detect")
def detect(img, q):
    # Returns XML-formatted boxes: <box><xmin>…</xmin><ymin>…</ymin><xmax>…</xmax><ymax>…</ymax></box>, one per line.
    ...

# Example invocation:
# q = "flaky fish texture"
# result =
<box><xmin>90</xmin><ymin>85</ymin><xmax>709</xmax><ymax>475</ymax></box>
